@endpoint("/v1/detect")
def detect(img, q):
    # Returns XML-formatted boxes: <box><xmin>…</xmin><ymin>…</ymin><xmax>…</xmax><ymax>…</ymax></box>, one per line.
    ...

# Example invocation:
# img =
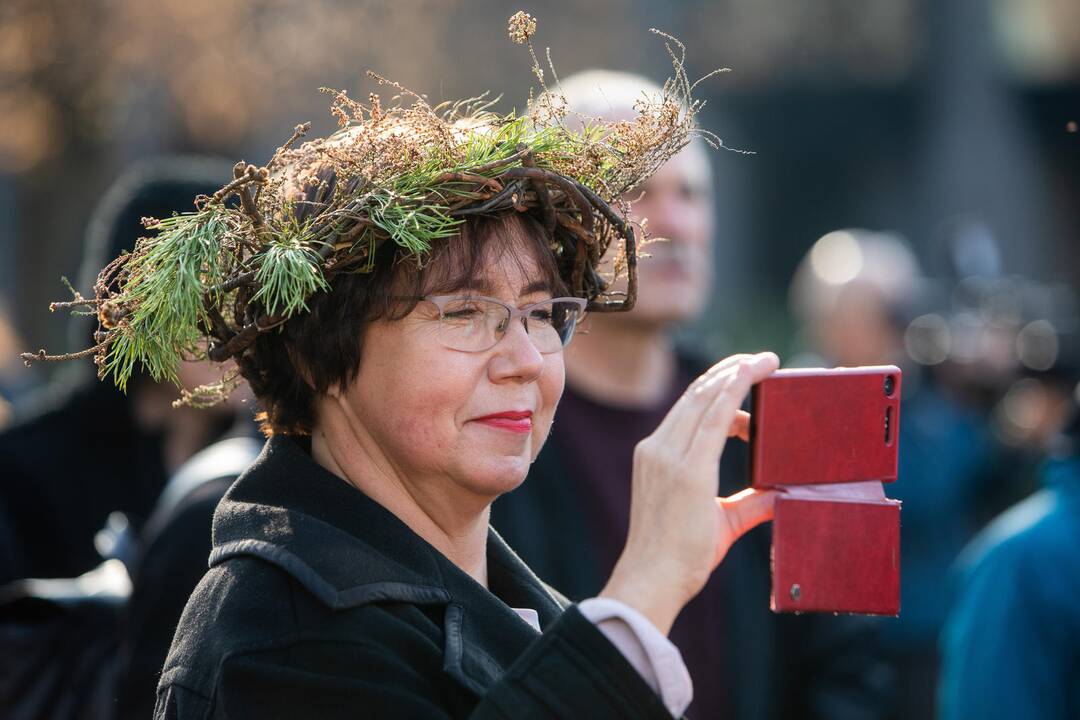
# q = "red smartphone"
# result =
<box><xmin>749</xmin><ymin>365</ymin><xmax>902</xmax><ymax>489</ymax></box>
<box><xmin>748</xmin><ymin>365</ymin><xmax>903</xmax><ymax>615</ymax></box>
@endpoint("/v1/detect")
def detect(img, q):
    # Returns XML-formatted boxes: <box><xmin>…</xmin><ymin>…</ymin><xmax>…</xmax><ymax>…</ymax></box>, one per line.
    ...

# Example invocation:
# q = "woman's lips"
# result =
<box><xmin>473</xmin><ymin>411</ymin><xmax>533</xmax><ymax>434</ymax></box>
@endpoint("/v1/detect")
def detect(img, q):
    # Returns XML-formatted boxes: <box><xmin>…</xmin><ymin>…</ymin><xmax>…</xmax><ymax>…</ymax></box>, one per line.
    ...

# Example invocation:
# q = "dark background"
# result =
<box><xmin>1</xmin><ymin>0</ymin><xmax>1078</xmax><ymax>378</ymax></box>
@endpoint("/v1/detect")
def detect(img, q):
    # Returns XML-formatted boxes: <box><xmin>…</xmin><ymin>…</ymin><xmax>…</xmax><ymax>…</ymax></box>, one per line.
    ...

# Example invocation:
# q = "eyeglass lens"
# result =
<box><xmin>437</xmin><ymin>297</ymin><xmax>582</xmax><ymax>353</ymax></box>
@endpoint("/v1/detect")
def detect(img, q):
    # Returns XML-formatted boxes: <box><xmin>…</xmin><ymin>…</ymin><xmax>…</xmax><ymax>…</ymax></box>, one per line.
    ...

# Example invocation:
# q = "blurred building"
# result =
<box><xmin>1</xmin><ymin>0</ymin><xmax>1077</xmax><ymax>369</ymax></box>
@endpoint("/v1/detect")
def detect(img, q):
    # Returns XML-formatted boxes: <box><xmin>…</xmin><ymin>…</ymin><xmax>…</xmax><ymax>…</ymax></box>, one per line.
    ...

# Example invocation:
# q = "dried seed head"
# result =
<box><xmin>508</xmin><ymin>11</ymin><xmax>536</xmax><ymax>45</ymax></box>
<box><xmin>98</xmin><ymin>300</ymin><xmax>124</xmax><ymax>329</ymax></box>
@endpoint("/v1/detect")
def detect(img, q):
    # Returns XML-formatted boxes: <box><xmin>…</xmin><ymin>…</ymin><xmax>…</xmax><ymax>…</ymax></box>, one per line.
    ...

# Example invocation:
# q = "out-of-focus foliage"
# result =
<box><xmin>0</xmin><ymin>0</ymin><xmax>458</xmax><ymax>172</ymax></box>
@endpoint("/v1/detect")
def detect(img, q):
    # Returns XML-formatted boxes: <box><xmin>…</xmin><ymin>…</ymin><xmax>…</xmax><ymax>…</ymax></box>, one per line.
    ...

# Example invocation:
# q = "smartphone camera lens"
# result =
<box><xmin>884</xmin><ymin>375</ymin><xmax>896</xmax><ymax>397</ymax></box>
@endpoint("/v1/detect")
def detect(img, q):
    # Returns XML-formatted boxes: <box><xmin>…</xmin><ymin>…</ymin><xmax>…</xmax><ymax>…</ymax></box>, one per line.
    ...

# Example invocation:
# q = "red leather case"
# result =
<box><xmin>750</xmin><ymin>366</ymin><xmax>903</xmax><ymax>616</ymax></box>
<box><xmin>750</xmin><ymin>366</ymin><xmax>901</xmax><ymax>489</ymax></box>
<box><xmin>771</xmin><ymin>495</ymin><xmax>901</xmax><ymax>615</ymax></box>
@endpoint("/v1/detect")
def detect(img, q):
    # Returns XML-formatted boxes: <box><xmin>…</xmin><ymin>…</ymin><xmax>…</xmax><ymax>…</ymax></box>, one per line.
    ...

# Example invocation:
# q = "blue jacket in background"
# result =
<box><xmin>939</xmin><ymin>452</ymin><xmax>1080</xmax><ymax>720</ymax></box>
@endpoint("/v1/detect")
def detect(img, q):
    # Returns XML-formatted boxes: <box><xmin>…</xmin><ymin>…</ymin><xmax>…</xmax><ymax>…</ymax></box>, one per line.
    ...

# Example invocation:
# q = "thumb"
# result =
<box><xmin>713</xmin><ymin>489</ymin><xmax>778</xmax><ymax>568</ymax></box>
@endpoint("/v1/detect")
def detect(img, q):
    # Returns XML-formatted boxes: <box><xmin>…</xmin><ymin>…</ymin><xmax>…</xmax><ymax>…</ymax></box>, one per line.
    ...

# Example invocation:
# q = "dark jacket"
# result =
<box><xmin>492</xmin><ymin>355</ymin><xmax>892</xmax><ymax>720</ymax></box>
<box><xmin>0</xmin><ymin>381</ymin><xmax>171</xmax><ymax>582</ymax></box>
<box><xmin>156</xmin><ymin>435</ymin><xmax>678</xmax><ymax>719</ymax></box>
<box><xmin>116</xmin><ymin>437</ymin><xmax>263</xmax><ymax>720</ymax></box>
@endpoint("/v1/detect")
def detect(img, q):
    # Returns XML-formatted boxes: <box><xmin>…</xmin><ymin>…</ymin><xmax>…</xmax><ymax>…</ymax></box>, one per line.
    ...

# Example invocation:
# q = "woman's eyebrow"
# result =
<box><xmin>453</xmin><ymin>279</ymin><xmax>554</xmax><ymax>297</ymax></box>
<box><xmin>519</xmin><ymin>280</ymin><xmax>554</xmax><ymax>296</ymax></box>
<box><xmin>454</xmin><ymin>279</ymin><xmax>498</xmax><ymax>295</ymax></box>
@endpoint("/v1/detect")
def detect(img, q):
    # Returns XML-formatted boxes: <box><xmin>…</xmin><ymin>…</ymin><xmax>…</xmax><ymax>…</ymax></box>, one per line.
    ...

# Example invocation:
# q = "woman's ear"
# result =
<box><xmin>285</xmin><ymin>343</ymin><xmax>318</xmax><ymax>392</ymax></box>
<box><xmin>325</xmin><ymin>380</ymin><xmax>343</xmax><ymax>400</ymax></box>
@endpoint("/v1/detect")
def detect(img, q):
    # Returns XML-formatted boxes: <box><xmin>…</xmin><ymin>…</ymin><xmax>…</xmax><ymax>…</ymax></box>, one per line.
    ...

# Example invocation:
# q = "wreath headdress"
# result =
<box><xmin>24</xmin><ymin>12</ymin><xmax>729</xmax><ymax>407</ymax></box>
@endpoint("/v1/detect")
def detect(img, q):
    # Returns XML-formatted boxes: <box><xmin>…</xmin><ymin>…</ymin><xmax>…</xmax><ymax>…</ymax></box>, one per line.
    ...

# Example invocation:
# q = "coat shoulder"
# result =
<box><xmin>157</xmin><ymin>554</ymin><xmax>448</xmax><ymax>718</ymax></box>
<box><xmin>159</xmin><ymin>556</ymin><xmax>297</xmax><ymax>693</ymax></box>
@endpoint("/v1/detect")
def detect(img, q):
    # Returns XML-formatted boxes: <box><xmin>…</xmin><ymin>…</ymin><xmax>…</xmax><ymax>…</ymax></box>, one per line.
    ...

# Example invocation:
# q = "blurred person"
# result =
<box><xmin>0</xmin><ymin>157</ymin><xmax>255</xmax><ymax>585</ymax></box>
<box><xmin>789</xmin><ymin>229</ymin><xmax>999</xmax><ymax>719</ymax></box>
<box><xmin>112</xmin><ymin>434</ymin><xmax>262</xmax><ymax>720</ymax></box>
<box><xmin>493</xmin><ymin>71</ymin><xmax>891</xmax><ymax>720</ymax></box>
<box><xmin>0</xmin><ymin>301</ymin><xmax>39</xmax><ymax>427</ymax></box>
<box><xmin>938</xmin><ymin>337</ymin><xmax>1080</xmax><ymax>720</ymax></box>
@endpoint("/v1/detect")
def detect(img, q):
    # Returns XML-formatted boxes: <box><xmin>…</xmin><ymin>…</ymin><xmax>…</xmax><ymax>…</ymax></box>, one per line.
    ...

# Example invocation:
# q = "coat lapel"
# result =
<box><xmin>212</xmin><ymin>436</ymin><xmax>574</xmax><ymax>699</ymax></box>
<box><xmin>439</xmin><ymin>527</ymin><xmax>569</xmax><ymax>695</ymax></box>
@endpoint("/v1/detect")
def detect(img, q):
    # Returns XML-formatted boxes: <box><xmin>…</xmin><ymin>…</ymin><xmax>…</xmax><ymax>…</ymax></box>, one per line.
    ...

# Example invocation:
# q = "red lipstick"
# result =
<box><xmin>473</xmin><ymin>410</ymin><xmax>533</xmax><ymax>434</ymax></box>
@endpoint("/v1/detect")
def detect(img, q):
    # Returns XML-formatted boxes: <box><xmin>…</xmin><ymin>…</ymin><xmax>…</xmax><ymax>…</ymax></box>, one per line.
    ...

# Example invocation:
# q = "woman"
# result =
<box><xmin>30</xmin><ymin>16</ymin><xmax>779</xmax><ymax>717</ymax></box>
<box><xmin>155</xmin><ymin>211</ymin><xmax>777</xmax><ymax>719</ymax></box>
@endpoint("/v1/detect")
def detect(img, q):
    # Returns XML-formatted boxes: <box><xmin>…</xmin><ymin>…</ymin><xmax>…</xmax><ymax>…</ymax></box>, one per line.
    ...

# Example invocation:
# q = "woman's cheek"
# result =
<box><xmin>533</xmin><ymin>361</ymin><xmax>564</xmax><ymax>453</ymax></box>
<box><xmin>531</xmin><ymin>408</ymin><xmax>549</xmax><ymax>445</ymax></box>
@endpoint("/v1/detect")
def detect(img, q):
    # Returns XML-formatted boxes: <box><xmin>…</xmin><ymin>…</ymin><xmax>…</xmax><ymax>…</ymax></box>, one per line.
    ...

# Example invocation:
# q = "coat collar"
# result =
<box><xmin>210</xmin><ymin>435</ymin><xmax>568</xmax><ymax>695</ymax></box>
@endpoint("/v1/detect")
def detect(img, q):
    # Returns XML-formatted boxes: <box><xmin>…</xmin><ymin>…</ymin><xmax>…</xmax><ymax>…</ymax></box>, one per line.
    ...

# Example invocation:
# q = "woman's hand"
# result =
<box><xmin>599</xmin><ymin>352</ymin><xmax>780</xmax><ymax>635</ymax></box>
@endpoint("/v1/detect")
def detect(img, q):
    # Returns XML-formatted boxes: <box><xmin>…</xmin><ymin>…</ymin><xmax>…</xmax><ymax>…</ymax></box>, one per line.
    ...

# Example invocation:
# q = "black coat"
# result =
<box><xmin>156</xmin><ymin>435</ymin><xmax>678</xmax><ymax>719</ymax></box>
<box><xmin>0</xmin><ymin>382</ymin><xmax>170</xmax><ymax>582</ymax></box>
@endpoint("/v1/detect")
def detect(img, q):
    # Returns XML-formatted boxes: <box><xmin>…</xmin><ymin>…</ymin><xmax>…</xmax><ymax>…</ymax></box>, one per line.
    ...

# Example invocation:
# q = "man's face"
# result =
<box><xmin>617</xmin><ymin>145</ymin><xmax>716</xmax><ymax>327</ymax></box>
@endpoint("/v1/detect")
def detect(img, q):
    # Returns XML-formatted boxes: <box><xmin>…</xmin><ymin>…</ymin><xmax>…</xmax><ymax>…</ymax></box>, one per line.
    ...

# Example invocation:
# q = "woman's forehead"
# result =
<box><xmin>433</xmin><ymin>255</ymin><xmax>555</xmax><ymax>297</ymax></box>
<box><xmin>455</xmin><ymin>275</ymin><xmax>554</xmax><ymax>297</ymax></box>
<box><xmin>417</xmin><ymin>220</ymin><xmax>560</xmax><ymax>296</ymax></box>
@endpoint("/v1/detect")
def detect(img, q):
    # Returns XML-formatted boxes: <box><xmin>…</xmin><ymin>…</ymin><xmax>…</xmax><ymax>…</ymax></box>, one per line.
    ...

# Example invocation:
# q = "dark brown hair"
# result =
<box><xmin>239</xmin><ymin>211</ymin><xmax>568</xmax><ymax>436</ymax></box>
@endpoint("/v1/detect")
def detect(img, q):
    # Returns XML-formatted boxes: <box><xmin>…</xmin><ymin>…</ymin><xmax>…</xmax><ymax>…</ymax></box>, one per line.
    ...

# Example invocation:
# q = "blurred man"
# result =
<box><xmin>493</xmin><ymin>71</ymin><xmax>890</xmax><ymax>720</ymax></box>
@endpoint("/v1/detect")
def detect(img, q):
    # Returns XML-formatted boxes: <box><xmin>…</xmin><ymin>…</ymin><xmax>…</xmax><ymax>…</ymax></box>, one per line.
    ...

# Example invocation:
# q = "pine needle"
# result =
<box><xmin>251</xmin><ymin>237</ymin><xmax>330</xmax><ymax>317</ymax></box>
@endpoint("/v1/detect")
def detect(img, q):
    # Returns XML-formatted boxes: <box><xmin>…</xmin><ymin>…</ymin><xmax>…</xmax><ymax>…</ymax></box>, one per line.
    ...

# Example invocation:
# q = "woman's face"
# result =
<box><xmin>330</xmin><ymin>239</ymin><xmax>566</xmax><ymax>503</ymax></box>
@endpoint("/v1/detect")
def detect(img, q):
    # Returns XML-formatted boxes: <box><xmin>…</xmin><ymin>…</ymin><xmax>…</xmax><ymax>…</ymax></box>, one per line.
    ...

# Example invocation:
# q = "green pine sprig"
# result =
<box><xmin>251</xmin><ymin>235</ymin><xmax>331</xmax><ymax>318</ymax></box>
<box><xmin>103</xmin><ymin>210</ymin><xmax>226</xmax><ymax>390</ymax></box>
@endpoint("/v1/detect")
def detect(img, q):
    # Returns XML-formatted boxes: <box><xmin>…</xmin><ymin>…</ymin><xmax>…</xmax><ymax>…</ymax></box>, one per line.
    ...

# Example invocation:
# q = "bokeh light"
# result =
<box><xmin>809</xmin><ymin>231</ymin><xmax>864</xmax><ymax>286</ymax></box>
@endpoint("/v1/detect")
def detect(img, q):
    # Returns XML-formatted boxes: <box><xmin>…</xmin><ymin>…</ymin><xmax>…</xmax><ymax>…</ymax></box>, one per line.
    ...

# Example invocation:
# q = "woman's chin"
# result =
<box><xmin>461</xmin><ymin>457</ymin><xmax>530</xmax><ymax>499</ymax></box>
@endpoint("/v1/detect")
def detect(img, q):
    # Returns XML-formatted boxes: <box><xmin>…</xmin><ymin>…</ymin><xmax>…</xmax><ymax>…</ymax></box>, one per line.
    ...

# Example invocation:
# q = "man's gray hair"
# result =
<box><xmin>554</xmin><ymin>69</ymin><xmax>712</xmax><ymax>187</ymax></box>
<box><xmin>556</xmin><ymin>69</ymin><xmax>665</xmax><ymax>123</ymax></box>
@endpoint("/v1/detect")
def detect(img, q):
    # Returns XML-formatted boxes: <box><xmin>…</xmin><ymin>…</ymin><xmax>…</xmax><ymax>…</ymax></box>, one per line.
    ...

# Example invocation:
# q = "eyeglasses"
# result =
<box><xmin>418</xmin><ymin>295</ymin><xmax>587</xmax><ymax>354</ymax></box>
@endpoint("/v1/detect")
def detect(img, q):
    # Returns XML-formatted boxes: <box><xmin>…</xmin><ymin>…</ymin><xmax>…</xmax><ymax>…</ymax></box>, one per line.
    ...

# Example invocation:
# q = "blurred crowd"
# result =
<box><xmin>1</xmin><ymin>2</ymin><xmax>1078</xmax><ymax>719</ymax></box>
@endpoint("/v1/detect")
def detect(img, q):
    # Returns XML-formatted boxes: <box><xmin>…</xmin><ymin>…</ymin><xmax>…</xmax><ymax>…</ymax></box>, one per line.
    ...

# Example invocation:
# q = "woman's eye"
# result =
<box><xmin>529</xmin><ymin>309</ymin><xmax>554</xmax><ymax>322</ymax></box>
<box><xmin>443</xmin><ymin>305</ymin><xmax>481</xmax><ymax>319</ymax></box>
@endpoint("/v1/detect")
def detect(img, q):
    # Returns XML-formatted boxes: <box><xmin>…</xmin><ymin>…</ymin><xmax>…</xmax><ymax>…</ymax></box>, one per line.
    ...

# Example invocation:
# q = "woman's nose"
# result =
<box><xmin>488</xmin><ymin>317</ymin><xmax>544</xmax><ymax>382</ymax></box>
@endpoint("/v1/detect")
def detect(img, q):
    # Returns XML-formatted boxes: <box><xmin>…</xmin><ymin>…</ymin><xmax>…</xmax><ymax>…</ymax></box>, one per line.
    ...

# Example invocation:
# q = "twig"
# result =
<box><xmin>210</xmin><ymin>269</ymin><xmax>259</xmax><ymax>295</ymax></box>
<box><xmin>207</xmin><ymin>313</ymin><xmax>285</xmax><ymax>362</ymax></box>
<box><xmin>432</xmin><ymin>172</ymin><xmax>503</xmax><ymax>193</ymax></box>
<box><xmin>49</xmin><ymin>298</ymin><xmax>103</xmax><ymax>312</ymax></box>
<box><xmin>521</xmin><ymin>147</ymin><xmax>556</xmax><ymax>233</ymax></box>
<box><xmin>211</xmin><ymin>163</ymin><xmax>263</xmax><ymax>205</ymax></box>
<box><xmin>573</xmin><ymin>181</ymin><xmax>627</xmax><ymax>233</ymax></box>
<box><xmin>465</xmin><ymin>147</ymin><xmax>531</xmax><ymax>175</ymax></box>
<box><xmin>502</xmin><ymin>167</ymin><xmax>594</xmax><ymax>234</ymax></box>
<box><xmin>281</xmin><ymin>122</ymin><xmax>312</xmax><ymax>152</ymax></box>
<box><xmin>202</xmin><ymin>297</ymin><xmax>235</xmax><ymax>344</ymax></box>
<box><xmin>449</xmin><ymin>181</ymin><xmax>523</xmax><ymax>216</ymax></box>
<box><xmin>587</xmin><ymin>223</ymin><xmax>637</xmax><ymax>313</ymax></box>
<box><xmin>21</xmin><ymin>339</ymin><xmax>110</xmax><ymax>367</ymax></box>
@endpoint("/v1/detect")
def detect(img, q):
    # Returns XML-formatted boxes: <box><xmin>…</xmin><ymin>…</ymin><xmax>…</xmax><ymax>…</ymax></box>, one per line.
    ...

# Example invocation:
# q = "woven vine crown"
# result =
<box><xmin>25</xmin><ymin>12</ymin><xmax>728</xmax><ymax>408</ymax></box>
